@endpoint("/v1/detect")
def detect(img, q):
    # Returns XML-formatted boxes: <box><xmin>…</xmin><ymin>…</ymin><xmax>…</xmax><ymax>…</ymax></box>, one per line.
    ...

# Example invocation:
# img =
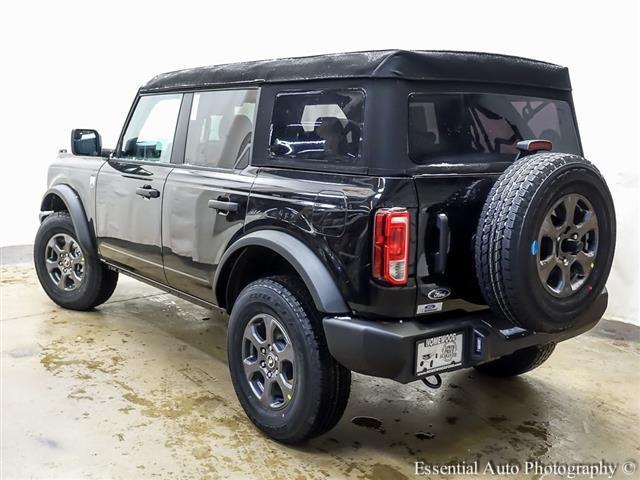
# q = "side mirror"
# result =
<box><xmin>71</xmin><ymin>129</ymin><xmax>102</xmax><ymax>156</ymax></box>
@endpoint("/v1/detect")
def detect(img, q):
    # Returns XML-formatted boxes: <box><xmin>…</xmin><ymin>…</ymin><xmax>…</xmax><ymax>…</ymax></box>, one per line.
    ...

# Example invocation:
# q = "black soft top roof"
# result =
<box><xmin>141</xmin><ymin>50</ymin><xmax>571</xmax><ymax>93</ymax></box>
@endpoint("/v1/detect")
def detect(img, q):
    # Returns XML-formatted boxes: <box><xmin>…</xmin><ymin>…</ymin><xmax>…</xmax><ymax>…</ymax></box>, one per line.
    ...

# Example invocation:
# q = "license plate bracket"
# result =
<box><xmin>415</xmin><ymin>331</ymin><xmax>464</xmax><ymax>376</ymax></box>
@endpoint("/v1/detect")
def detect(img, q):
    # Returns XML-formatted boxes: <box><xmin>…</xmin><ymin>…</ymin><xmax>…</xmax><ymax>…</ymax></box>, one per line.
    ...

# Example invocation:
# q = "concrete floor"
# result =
<box><xmin>1</xmin><ymin>256</ymin><xmax>639</xmax><ymax>479</ymax></box>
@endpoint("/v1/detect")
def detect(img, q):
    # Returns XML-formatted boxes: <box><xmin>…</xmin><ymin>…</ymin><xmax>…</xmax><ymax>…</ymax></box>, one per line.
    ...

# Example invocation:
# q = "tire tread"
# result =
<box><xmin>228</xmin><ymin>275</ymin><xmax>350</xmax><ymax>443</ymax></box>
<box><xmin>474</xmin><ymin>153</ymin><xmax>610</xmax><ymax>331</ymax></box>
<box><xmin>34</xmin><ymin>211</ymin><xmax>118</xmax><ymax>310</ymax></box>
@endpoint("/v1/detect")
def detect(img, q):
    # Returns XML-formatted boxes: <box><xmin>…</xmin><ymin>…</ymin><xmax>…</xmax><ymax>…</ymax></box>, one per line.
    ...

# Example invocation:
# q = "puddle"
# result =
<box><xmin>515</xmin><ymin>420</ymin><xmax>548</xmax><ymax>441</ymax></box>
<box><xmin>35</xmin><ymin>437</ymin><xmax>61</xmax><ymax>449</ymax></box>
<box><xmin>351</xmin><ymin>416</ymin><xmax>385</xmax><ymax>433</ymax></box>
<box><xmin>489</xmin><ymin>415</ymin><xmax>508</xmax><ymax>424</ymax></box>
<box><xmin>6</xmin><ymin>346</ymin><xmax>38</xmax><ymax>358</ymax></box>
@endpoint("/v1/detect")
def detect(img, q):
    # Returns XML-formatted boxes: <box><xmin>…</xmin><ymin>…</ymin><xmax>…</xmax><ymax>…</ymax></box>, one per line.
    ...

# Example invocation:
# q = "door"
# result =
<box><xmin>96</xmin><ymin>93</ymin><xmax>184</xmax><ymax>283</ymax></box>
<box><xmin>162</xmin><ymin>89</ymin><xmax>258</xmax><ymax>301</ymax></box>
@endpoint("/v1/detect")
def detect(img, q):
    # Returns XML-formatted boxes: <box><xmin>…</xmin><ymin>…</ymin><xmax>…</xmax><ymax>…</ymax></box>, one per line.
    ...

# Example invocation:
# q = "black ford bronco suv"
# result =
<box><xmin>35</xmin><ymin>50</ymin><xmax>616</xmax><ymax>443</ymax></box>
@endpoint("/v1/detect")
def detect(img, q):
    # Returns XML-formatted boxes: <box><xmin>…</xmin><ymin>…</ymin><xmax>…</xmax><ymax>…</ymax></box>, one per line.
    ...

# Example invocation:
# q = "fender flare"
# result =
<box><xmin>40</xmin><ymin>184</ymin><xmax>97</xmax><ymax>258</ymax></box>
<box><xmin>214</xmin><ymin>230</ymin><xmax>349</xmax><ymax>314</ymax></box>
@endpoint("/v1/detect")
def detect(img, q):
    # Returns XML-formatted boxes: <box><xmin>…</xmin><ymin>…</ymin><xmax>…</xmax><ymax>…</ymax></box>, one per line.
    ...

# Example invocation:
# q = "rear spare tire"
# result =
<box><xmin>475</xmin><ymin>153</ymin><xmax>615</xmax><ymax>333</ymax></box>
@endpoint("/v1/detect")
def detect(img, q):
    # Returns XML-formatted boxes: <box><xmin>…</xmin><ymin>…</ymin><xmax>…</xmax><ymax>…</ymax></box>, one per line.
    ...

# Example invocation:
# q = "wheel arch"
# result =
<box><xmin>40</xmin><ymin>184</ymin><xmax>97</xmax><ymax>258</ymax></box>
<box><xmin>214</xmin><ymin>230</ymin><xmax>349</xmax><ymax>315</ymax></box>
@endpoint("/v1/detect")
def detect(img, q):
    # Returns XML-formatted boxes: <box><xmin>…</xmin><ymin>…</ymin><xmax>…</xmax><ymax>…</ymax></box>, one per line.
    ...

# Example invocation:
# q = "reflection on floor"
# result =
<box><xmin>1</xmin><ymin>262</ymin><xmax>639</xmax><ymax>479</ymax></box>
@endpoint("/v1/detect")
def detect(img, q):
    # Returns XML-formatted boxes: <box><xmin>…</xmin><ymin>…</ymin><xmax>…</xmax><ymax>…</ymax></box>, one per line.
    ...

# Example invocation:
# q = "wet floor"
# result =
<box><xmin>1</xmin><ymin>262</ymin><xmax>639</xmax><ymax>479</ymax></box>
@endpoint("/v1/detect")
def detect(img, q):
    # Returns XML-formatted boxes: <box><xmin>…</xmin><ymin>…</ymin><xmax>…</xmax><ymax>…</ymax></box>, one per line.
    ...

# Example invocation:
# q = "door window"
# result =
<box><xmin>184</xmin><ymin>89</ymin><xmax>258</xmax><ymax>169</ymax></box>
<box><xmin>120</xmin><ymin>94</ymin><xmax>183</xmax><ymax>163</ymax></box>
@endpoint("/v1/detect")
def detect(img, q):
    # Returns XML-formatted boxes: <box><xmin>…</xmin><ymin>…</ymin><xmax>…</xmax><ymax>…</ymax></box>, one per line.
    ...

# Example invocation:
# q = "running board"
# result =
<box><xmin>103</xmin><ymin>262</ymin><xmax>222</xmax><ymax>312</ymax></box>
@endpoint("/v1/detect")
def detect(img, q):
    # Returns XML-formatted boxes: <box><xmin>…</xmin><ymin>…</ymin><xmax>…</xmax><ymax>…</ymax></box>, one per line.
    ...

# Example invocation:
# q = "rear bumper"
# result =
<box><xmin>323</xmin><ymin>289</ymin><xmax>607</xmax><ymax>384</ymax></box>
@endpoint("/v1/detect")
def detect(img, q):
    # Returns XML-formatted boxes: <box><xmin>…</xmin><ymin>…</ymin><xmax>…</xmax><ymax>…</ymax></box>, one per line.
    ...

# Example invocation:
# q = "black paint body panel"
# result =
<box><xmin>247</xmin><ymin>167</ymin><xmax>419</xmax><ymax>318</ymax></box>
<box><xmin>162</xmin><ymin>166</ymin><xmax>255</xmax><ymax>301</ymax></box>
<box><xmin>41</xmin><ymin>53</ymin><xmax>589</xmax><ymax>333</ymax></box>
<box><xmin>323</xmin><ymin>290</ymin><xmax>608</xmax><ymax>383</ymax></box>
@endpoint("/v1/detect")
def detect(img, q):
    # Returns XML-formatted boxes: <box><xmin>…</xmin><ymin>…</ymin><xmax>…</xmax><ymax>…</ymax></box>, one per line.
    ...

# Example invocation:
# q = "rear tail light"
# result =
<box><xmin>372</xmin><ymin>208</ymin><xmax>410</xmax><ymax>285</ymax></box>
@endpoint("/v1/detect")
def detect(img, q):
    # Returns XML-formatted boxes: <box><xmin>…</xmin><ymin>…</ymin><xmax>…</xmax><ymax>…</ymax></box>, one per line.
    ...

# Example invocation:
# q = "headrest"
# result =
<box><xmin>219</xmin><ymin>114</ymin><xmax>251</xmax><ymax>137</ymax></box>
<box><xmin>409</xmin><ymin>104</ymin><xmax>428</xmax><ymax>132</ymax></box>
<box><xmin>315</xmin><ymin>117</ymin><xmax>344</xmax><ymax>139</ymax></box>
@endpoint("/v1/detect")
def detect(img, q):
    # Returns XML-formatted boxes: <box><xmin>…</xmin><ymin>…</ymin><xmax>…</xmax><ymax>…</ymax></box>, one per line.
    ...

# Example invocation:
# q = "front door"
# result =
<box><xmin>162</xmin><ymin>89</ymin><xmax>258</xmax><ymax>301</ymax></box>
<box><xmin>95</xmin><ymin>93</ymin><xmax>184</xmax><ymax>283</ymax></box>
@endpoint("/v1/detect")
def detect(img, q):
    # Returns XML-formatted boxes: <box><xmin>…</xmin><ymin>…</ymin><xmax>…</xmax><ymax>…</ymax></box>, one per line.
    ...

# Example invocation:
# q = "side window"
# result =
<box><xmin>269</xmin><ymin>89</ymin><xmax>364</xmax><ymax>163</ymax></box>
<box><xmin>184</xmin><ymin>89</ymin><xmax>257</xmax><ymax>169</ymax></box>
<box><xmin>120</xmin><ymin>94</ymin><xmax>182</xmax><ymax>163</ymax></box>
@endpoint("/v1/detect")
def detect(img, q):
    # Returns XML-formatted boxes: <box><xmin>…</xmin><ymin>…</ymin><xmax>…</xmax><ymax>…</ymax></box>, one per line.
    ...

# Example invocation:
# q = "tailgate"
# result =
<box><xmin>413</xmin><ymin>173</ymin><xmax>497</xmax><ymax>315</ymax></box>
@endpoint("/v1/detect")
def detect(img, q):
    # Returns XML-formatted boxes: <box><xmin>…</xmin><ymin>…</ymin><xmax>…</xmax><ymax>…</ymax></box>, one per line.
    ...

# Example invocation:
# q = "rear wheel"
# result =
<box><xmin>474</xmin><ymin>343</ymin><xmax>556</xmax><ymax>377</ymax></box>
<box><xmin>34</xmin><ymin>212</ymin><xmax>118</xmax><ymax>310</ymax></box>
<box><xmin>227</xmin><ymin>276</ymin><xmax>351</xmax><ymax>443</ymax></box>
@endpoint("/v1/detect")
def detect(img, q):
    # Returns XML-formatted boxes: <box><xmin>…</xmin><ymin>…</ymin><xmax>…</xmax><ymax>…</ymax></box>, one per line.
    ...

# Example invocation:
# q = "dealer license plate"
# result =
<box><xmin>415</xmin><ymin>332</ymin><xmax>464</xmax><ymax>376</ymax></box>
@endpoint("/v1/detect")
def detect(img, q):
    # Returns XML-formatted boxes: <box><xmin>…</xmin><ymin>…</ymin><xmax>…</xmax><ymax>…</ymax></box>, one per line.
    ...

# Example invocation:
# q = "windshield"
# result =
<box><xmin>408</xmin><ymin>93</ymin><xmax>580</xmax><ymax>164</ymax></box>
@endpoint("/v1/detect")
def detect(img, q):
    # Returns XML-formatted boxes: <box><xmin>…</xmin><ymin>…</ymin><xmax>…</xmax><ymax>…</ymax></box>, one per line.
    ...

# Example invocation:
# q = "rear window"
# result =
<box><xmin>269</xmin><ymin>89</ymin><xmax>364</xmax><ymax>164</ymax></box>
<box><xmin>408</xmin><ymin>93</ymin><xmax>579</xmax><ymax>164</ymax></box>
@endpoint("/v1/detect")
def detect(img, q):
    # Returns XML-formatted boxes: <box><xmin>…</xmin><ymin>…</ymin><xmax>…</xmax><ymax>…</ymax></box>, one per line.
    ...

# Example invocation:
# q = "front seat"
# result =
<box><xmin>219</xmin><ymin>115</ymin><xmax>253</xmax><ymax>169</ymax></box>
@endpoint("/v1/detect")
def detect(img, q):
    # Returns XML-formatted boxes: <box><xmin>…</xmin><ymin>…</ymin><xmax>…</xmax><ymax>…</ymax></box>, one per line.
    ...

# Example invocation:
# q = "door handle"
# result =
<box><xmin>433</xmin><ymin>213</ymin><xmax>450</xmax><ymax>274</ymax></box>
<box><xmin>208</xmin><ymin>199</ymin><xmax>239</xmax><ymax>213</ymax></box>
<box><xmin>136</xmin><ymin>185</ymin><xmax>160</xmax><ymax>199</ymax></box>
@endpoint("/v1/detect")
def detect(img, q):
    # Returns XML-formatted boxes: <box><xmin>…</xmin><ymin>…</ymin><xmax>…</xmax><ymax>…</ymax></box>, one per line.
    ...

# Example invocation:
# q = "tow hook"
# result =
<box><xmin>421</xmin><ymin>374</ymin><xmax>442</xmax><ymax>389</ymax></box>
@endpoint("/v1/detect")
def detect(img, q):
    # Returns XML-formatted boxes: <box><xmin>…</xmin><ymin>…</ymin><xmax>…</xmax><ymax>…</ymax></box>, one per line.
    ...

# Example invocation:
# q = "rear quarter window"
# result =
<box><xmin>408</xmin><ymin>93</ymin><xmax>580</xmax><ymax>164</ymax></box>
<box><xmin>269</xmin><ymin>89</ymin><xmax>365</xmax><ymax>165</ymax></box>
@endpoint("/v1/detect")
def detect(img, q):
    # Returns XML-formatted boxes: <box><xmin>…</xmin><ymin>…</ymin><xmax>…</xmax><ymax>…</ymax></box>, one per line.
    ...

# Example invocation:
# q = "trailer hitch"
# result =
<box><xmin>421</xmin><ymin>373</ymin><xmax>442</xmax><ymax>389</ymax></box>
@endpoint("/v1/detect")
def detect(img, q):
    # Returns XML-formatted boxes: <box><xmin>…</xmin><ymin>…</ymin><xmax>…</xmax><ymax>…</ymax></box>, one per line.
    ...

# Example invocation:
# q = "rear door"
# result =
<box><xmin>162</xmin><ymin>89</ymin><xmax>258</xmax><ymax>301</ymax></box>
<box><xmin>95</xmin><ymin>93</ymin><xmax>184</xmax><ymax>283</ymax></box>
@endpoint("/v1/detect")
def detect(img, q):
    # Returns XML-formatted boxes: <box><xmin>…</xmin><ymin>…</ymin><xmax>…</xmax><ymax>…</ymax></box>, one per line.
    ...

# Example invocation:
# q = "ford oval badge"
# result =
<box><xmin>427</xmin><ymin>287</ymin><xmax>451</xmax><ymax>301</ymax></box>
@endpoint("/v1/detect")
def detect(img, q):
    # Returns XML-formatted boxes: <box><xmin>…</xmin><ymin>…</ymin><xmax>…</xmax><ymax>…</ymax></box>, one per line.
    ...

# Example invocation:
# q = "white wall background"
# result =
<box><xmin>1</xmin><ymin>1</ymin><xmax>638</xmax><ymax>324</ymax></box>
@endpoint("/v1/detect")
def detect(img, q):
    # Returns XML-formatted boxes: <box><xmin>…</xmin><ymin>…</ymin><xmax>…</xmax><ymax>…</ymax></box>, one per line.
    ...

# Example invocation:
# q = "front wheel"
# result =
<box><xmin>227</xmin><ymin>276</ymin><xmax>351</xmax><ymax>443</ymax></box>
<box><xmin>34</xmin><ymin>212</ymin><xmax>118</xmax><ymax>310</ymax></box>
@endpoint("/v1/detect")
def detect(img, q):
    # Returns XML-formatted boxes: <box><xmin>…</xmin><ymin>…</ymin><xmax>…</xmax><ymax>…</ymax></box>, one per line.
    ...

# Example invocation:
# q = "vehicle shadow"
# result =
<box><xmin>307</xmin><ymin>371</ymin><xmax>555</xmax><ymax>465</ymax></box>
<box><xmin>116</xmin><ymin>296</ymin><xmax>580</xmax><ymax>467</ymax></box>
<box><xmin>64</xmin><ymin>289</ymin><xmax>627</xmax><ymax>477</ymax></box>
